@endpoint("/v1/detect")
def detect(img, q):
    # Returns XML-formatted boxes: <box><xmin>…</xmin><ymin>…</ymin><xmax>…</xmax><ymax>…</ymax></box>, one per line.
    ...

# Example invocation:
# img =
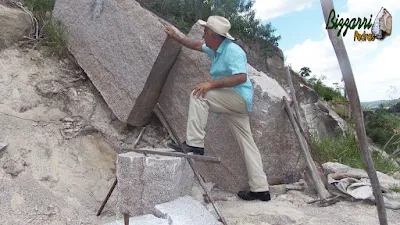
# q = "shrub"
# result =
<box><xmin>365</xmin><ymin>107</ymin><xmax>400</xmax><ymax>154</ymax></box>
<box><xmin>22</xmin><ymin>0</ymin><xmax>68</xmax><ymax>58</ymax></box>
<box><xmin>310</xmin><ymin>130</ymin><xmax>399</xmax><ymax>174</ymax></box>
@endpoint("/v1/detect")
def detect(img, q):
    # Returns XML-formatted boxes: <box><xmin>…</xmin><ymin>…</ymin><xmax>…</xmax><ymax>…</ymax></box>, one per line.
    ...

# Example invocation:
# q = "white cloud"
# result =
<box><xmin>283</xmin><ymin>0</ymin><xmax>400</xmax><ymax>101</ymax></box>
<box><xmin>252</xmin><ymin>0</ymin><xmax>399</xmax><ymax>22</ymax></box>
<box><xmin>253</xmin><ymin>0</ymin><xmax>315</xmax><ymax>20</ymax></box>
<box><xmin>345</xmin><ymin>0</ymin><xmax>400</xmax><ymax>16</ymax></box>
<box><xmin>285</xmin><ymin>34</ymin><xmax>400</xmax><ymax>101</ymax></box>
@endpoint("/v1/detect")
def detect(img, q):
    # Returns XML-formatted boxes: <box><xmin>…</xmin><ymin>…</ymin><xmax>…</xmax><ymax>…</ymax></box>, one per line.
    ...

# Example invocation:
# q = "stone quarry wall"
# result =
<box><xmin>52</xmin><ymin>1</ymin><xmax>343</xmax><ymax>193</ymax></box>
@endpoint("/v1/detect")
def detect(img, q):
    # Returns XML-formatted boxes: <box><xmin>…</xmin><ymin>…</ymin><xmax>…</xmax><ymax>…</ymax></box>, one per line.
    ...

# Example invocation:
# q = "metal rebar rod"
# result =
<box><xmin>96</xmin><ymin>126</ymin><xmax>147</xmax><ymax>217</ymax></box>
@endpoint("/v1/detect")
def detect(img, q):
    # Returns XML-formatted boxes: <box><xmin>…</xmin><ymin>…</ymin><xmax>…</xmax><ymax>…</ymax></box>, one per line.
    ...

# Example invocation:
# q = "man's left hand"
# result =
<box><xmin>193</xmin><ymin>82</ymin><xmax>213</xmax><ymax>98</ymax></box>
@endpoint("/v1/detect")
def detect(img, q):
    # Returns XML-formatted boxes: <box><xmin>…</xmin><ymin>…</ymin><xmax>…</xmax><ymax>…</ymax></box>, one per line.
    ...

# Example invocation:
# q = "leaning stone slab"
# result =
<box><xmin>53</xmin><ymin>0</ymin><xmax>184</xmax><ymax>126</ymax></box>
<box><xmin>116</xmin><ymin>150</ymin><xmax>194</xmax><ymax>216</ymax></box>
<box><xmin>105</xmin><ymin>214</ymin><xmax>168</xmax><ymax>225</ymax></box>
<box><xmin>154</xmin><ymin>196</ymin><xmax>220</xmax><ymax>225</ymax></box>
<box><xmin>158</xmin><ymin>22</ymin><xmax>305</xmax><ymax>193</ymax></box>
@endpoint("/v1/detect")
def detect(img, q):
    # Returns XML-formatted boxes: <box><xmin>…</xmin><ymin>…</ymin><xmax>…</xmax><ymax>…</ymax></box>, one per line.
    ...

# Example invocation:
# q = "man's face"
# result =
<box><xmin>202</xmin><ymin>27</ymin><xmax>213</xmax><ymax>47</ymax></box>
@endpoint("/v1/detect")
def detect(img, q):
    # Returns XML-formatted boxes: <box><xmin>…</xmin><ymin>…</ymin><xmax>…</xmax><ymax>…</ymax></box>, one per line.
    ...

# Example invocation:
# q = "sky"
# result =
<box><xmin>252</xmin><ymin>0</ymin><xmax>399</xmax><ymax>102</ymax></box>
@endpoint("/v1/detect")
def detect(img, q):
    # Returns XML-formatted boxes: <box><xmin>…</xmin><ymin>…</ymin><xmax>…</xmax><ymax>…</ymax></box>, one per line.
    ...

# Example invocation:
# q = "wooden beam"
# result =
<box><xmin>319</xmin><ymin>1</ymin><xmax>387</xmax><ymax>224</ymax></box>
<box><xmin>121</xmin><ymin>148</ymin><xmax>221</xmax><ymax>163</ymax></box>
<box><xmin>283</xmin><ymin>97</ymin><xmax>331</xmax><ymax>201</ymax></box>
<box><xmin>286</xmin><ymin>67</ymin><xmax>302</xmax><ymax>122</ymax></box>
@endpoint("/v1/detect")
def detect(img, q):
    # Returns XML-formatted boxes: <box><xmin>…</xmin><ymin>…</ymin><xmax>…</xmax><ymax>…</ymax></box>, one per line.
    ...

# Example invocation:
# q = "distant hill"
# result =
<box><xmin>362</xmin><ymin>99</ymin><xmax>400</xmax><ymax>109</ymax></box>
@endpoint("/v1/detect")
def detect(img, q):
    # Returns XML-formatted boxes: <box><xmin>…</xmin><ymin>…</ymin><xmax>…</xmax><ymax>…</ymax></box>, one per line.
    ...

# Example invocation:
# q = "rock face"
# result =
<box><xmin>297</xmin><ymin>84</ymin><xmax>347</xmax><ymax>138</ymax></box>
<box><xmin>154</xmin><ymin>196</ymin><xmax>219</xmax><ymax>225</ymax></box>
<box><xmin>158</xmin><ymin>23</ymin><xmax>305</xmax><ymax>193</ymax></box>
<box><xmin>0</xmin><ymin>4</ymin><xmax>32</xmax><ymax>50</ymax></box>
<box><xmin>106</xmin><ymin>214</ymin><xmax>169</xmax><ymax>225</ymax></box>
<box><xmin>53</xmin><ymin>0</ymin><xmax>183</xmax><ymax>126</ymax></box>
<box><xmin>239</xmin><ymin>40</ymin><xmax>284</xmax><ymax>72</ymax></box>
<box><xmin>240</xmin><ymin>39</ymin><xmax>347</xmax><ymax>139</ymax></box>
<box><xmin>116</xmin><ymin>151</ymin><xmax>194</xmax><ymax>216</ymax></box>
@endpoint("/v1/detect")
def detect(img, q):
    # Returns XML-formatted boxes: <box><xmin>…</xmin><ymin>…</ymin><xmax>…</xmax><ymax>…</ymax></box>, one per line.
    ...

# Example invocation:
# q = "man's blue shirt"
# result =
<box><xmin>202</xmin><ymin>39</ymin><xmax>253</xmax><ymax>112</ymax></box>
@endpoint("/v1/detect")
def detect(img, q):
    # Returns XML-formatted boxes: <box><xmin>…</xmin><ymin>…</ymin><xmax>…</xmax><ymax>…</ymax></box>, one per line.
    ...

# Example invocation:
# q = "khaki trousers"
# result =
<box><xmin>186</xmin><ymin>88</ymin><xmax>269</xmax><ymax>192</ymax></box>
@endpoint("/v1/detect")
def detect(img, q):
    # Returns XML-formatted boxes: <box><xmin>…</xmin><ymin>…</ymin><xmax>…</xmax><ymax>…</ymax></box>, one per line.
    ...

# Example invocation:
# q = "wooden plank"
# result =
<box><xmin>319</xmin><ymin>1</ymin><xmax>387</xmax><ymax>224</ymax></box>
<box><xmin>286</xmin><ymin>67</ymin><xmax>302</xmax><ymax>122</ymax></box>
<box><xmin>122</xmin><ymin>148</ymin><xmax>221</xmax><ymax>163</ymax></box>
<box><xmin>283</xmin><ymin>97</ymin><xmax>331</xmax><ymax>201</ymax></box>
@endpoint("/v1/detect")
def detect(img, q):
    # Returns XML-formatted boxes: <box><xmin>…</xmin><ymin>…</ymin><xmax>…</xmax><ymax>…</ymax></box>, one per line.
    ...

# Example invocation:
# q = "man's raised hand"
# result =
<box><xmin>165</xmin><ymin>25</ymin><xmax>176</xmax><ymax>38</ymax></box>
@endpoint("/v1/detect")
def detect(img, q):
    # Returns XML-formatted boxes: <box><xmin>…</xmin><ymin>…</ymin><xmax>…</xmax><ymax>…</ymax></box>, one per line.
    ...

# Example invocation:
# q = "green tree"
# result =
<box><xmin>299</xmin><ymin>67</ymin><xmax>311</xmax><ymax>77</ymax></box>
<box><xmin>365</xmin><ymin>106</ymin><xmax>400</xmax><ymax>153</ymax></box>
<box><xmin>148</xmin><ymin>0</ymin><xmax>281</xmax><ymax>58</ymax></box>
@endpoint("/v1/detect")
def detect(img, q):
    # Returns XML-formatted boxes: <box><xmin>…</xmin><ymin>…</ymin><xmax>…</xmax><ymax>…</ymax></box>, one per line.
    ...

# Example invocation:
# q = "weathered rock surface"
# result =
<box><xmin>239</xmin><ymin>39</ymin><xmax>347</xmax><ymax>139</ymax></box>
<box><xmin>116</xmin><ymin>151</ymin><xmax>194</xmax><ymax>216</ymax></box>
<box><xmin>158</xmin><ymin>23</ymin><xmax>305</xmax><ymax>193</ymax></box>
<box><xmin>154</xmin><ymin>196</ymin><xmax>220</xmax><ymax>225</ymax></box>
<box><xmin>0</xmin><ymin>139</ymin><xmax>7</xmax><ymax>152</ymax></box>
<box><xmin>301</xmin><ymin>90</ymin><xmax>347</xmax><ymax>137</ymax></box>
<box><xmin>53</xmin><ymin>0</ymin><xmax>184</xmax><ymax>126</ymax></box>
<box><xmin>0</xmin><ymin>47</ymin><xmax>172</xmax><ymax>225</ymax></box>
<box><xmin>106</xmin><ymin>214</ymin><xmax>169</xmax><ymax>225</ymax></box>
<box><xmin>0</xmin><ymin>4</ymin><xmax>31</xmax><ymax>50</ymax></box>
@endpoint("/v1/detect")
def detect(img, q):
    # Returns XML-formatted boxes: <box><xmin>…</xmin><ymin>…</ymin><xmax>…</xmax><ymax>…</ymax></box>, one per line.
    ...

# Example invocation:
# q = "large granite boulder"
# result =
<box><xmin>297</xmin><ymin>84</ymin><xmax>347</xmax><ymax>138</ymax></box>
<box><xmin>158</xmin><ymin>23</ymin><xmax>306</xmax><ymax>193</ymax></box>
<box><xmin>117</xmin><ymin>151</ymin><xmax>194</xmax><ymax>216</ymax></box>
<box><xmin>240</xmin><ymin>36</ymin><xmax>347</xmax><ymax>139</ymax></box>
<box><xmin>53</xmin><ymin>0</ymin><xmax>184</xmax><ymax>126</ymax></box>
<box><xmin>0</xmin><ymin>4</ymin><xmax>32</xmax><ymax>50</ymax></box>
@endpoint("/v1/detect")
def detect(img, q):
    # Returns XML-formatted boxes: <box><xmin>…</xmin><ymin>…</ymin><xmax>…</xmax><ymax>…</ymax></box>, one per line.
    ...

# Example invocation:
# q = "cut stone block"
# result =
<box><xmin>158</xmin><ymin>23</ymin><xmax>306</xmax><ymax>193</ymax></box>
<box><xmin>154</xmin><ymin>196</ymin><xmax>220</xmax><ymax>225</ymax></box>
<box><xmin>105</xmin><ymin>214</ymin><xmax>168</xmax><ymax>225</ymax></box>
<box><xmin>116</xmin><ymin>150</ymin><xmax>194</xmax><ymax>216</ymax></box>
<box><xmin>53</xmin><ymin>0</ymin><xmax>184</xmax><ymax>126</ymax></box>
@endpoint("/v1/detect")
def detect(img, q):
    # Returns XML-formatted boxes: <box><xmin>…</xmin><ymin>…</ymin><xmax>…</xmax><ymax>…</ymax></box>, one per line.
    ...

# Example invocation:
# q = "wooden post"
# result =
<box><xmin>319</xmin><ymin>1</ymin><xmax>387</xmax><ymax>224</ymax></box>
<box><xmin>283</xmin><ymin>97</ymin><xmax>331</xmax><ymax>201</ymax></box>
<box><xmin>286</xmin><ymin>67</ymin><xmax>302</xmax><ymax>122</ymax></box>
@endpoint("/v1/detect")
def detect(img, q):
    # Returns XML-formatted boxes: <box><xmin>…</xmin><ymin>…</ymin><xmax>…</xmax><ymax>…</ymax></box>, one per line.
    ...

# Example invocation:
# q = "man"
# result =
<box><xmin>164</xmin><ymin>16</ymin><xmax>270</xmax><ymax>202</ymax></box>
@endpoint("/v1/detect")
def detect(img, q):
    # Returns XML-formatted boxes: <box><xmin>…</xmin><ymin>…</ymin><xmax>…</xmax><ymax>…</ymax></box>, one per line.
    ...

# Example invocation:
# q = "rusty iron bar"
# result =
<box><xmin>96</xmin><ymin>126</ymin><xmax>147</xmax><ymax>217</ymax></box>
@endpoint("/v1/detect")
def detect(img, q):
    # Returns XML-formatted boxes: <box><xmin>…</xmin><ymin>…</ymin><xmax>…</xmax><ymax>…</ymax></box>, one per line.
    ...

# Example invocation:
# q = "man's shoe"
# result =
<box><xmin>167</xmin><ymin>141</ymin><xmax>205</xmax><ymax>155</ymax></box>
<box><xmin>237</xmin><ymin>190</ymin><xmax>271</xmax><ymax>201</ymax></box>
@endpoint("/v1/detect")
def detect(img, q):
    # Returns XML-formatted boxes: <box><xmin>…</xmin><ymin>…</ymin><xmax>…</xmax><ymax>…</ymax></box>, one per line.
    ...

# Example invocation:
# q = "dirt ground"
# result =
<box><xmin>1</xmin><ymin>46</ymin><xmax>400</xmax><ymax>225</ymax></box>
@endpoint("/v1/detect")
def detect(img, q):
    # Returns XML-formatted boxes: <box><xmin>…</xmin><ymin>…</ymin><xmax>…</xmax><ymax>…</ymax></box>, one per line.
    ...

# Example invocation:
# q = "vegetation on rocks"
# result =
<box><xmin>365</xmin><ymin>106</ymin><xmax>400</xmax><ymax>154</ymax></box>
<box><xmin>300</xmin><ymin>65</ymin><xmax>400</xmax><ymax>173</ymax></box>
<box><xmin>310</xmin><ymin>130</ymin><xmax>399</xmax><ymax>175</ymax></box>
<box><xmin>19</xmin><ymin>0</ymin><xmax>67</xmax><ymax>57</ymax></box>
<box><xmin>142</xmin><ymin>0</ymin><xmax>282</xmax><ymax>58</ymax></box>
